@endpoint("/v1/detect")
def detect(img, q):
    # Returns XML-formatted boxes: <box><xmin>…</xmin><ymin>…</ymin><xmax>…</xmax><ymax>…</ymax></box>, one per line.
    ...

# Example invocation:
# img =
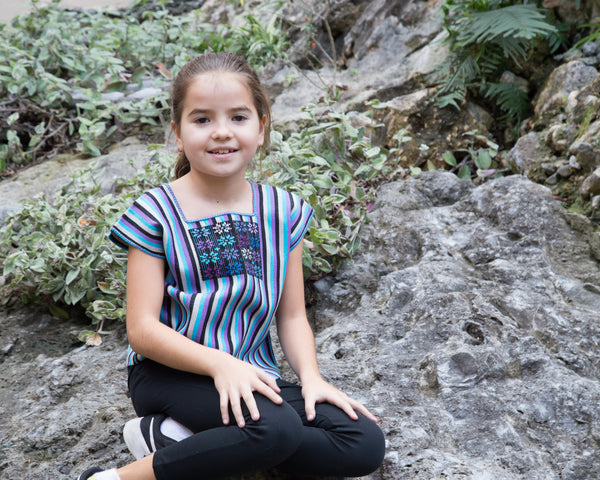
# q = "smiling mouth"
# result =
<box><xmin>209</xmin><ymin>148</ymin><xmax>238</xmax><ymax>154</ymax></box>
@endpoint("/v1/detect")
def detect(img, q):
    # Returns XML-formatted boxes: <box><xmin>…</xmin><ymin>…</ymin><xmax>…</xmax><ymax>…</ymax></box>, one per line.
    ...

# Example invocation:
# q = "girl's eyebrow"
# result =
<box><xmin>187</xmin><ymin>106</ymin><xmax>252</xmax><ymax>117</ymax></box>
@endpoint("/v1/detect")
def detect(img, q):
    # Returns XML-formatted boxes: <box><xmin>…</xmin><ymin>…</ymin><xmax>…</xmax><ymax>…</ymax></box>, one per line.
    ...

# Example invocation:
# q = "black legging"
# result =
<box><xmin>128</xmin><ymin>360</ymin><xmax>385</xmax><ymax>480</ymax></box>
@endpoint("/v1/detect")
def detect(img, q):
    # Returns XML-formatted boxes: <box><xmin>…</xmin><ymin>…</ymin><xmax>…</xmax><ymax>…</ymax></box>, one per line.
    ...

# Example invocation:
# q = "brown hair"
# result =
<box><xmin>171</xmin><ymin>52</ymin><xmax>272</xmax><ymax>179</ymax></box>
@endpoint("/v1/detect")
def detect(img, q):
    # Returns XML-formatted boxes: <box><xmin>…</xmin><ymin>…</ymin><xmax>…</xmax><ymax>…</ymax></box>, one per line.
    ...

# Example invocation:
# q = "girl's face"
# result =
<box><xmin>172</xmin><ymin>72</ymin><xmax>266</xmax><ymax>182</ymax></box>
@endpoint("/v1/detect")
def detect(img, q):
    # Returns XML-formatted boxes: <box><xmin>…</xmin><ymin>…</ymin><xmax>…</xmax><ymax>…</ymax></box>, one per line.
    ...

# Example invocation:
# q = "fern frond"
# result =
<box><xmin>482</xmin><ymin>82</ymin><xmax>530</xmax><ymax>123</ymax></box>
<box><xmin>496</xmin><ymin>35</ymin><xmax>529</xmax><ymax>65</ymax></box>
<box><xmin>458</xmin><ymin>5</ymin><xmax>557</xmax><ymax>44</ymax></box>
<box><xmin>444</xmin><ymin>53</ymin><xmax>481</xmax><ymax>91</ymax></box>
<box><xmin>474</xmin><ymin>43</ymin><xmax>506</xmax><ymax>77</ymax></box>
<box><xmin>436</xmin><ymin>89</ymin><xmax>466</xmax><ymax>110</ymax></box>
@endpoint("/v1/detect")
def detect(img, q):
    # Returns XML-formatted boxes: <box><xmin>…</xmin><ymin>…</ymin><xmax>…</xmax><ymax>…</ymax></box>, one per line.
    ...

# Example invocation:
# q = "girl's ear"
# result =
<box><xmin>171</xmin><ymin>120</ymin><xmax>183</xmax><ymax>152</ymax></box>
<box><xmin>257</xmin><ymin>114</ymin><xmax>267</xmax><ymax>147</ymax></box>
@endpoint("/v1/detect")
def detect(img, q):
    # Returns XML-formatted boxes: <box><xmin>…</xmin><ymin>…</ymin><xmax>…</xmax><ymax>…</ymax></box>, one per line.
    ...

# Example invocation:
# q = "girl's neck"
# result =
<box><xmin>170</xmin><ymin>173</ymin><xmax>253</xmax><ymax>220</ymax></box>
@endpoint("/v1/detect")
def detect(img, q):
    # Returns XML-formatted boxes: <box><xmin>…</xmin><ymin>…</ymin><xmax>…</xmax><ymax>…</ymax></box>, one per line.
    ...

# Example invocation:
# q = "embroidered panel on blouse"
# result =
<box><xmin>189</xmin><ymin>217</ymin><xmax>262</xmax><ymax>280</ymax></box>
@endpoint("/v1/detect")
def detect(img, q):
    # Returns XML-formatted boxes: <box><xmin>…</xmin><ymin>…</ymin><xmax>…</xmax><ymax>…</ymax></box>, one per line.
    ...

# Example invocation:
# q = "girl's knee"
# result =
<box><xmin>348</xmin><ymin>415</ymin><xmax>386</xmax><ymax>475</ymax></box>
<box><xmin>247</xmin><ymin>401</ymin><xmax>303</xmax><ymax>460</ymax></box>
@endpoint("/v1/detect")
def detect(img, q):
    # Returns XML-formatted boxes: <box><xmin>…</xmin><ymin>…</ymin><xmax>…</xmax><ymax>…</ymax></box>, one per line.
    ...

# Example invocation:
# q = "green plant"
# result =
<box><xmin>250</xmin><ymin>103</ymin><xmax>404</xmax><ymax>275</ymax></box>
<box><xmin>0</xmin><ymin>1</ymin><xmax>288</xmax><ymax>174</ymax></box>
<box><xmin>228</xmin><ymin>13</ymin><xmax>290</xmax><ymax>66</ymax></box>
<box><xmin>433</xmin><ymin>0</ymin><xmax>558</xmax><ymax>124</ymax></box>
<box><xmin>0</xmin><ymin>148</ymin><xmax>174</xmax><ymax>326</ymax></box>
<box><xmin>441</xmin><ymin>129</ymin><xmax>504</xmax><ymax>181</ymax></box>
<box><xmin>572</xmin><ymin>17</ymin><xmax>600</xmax><ymax>49</ymax></box>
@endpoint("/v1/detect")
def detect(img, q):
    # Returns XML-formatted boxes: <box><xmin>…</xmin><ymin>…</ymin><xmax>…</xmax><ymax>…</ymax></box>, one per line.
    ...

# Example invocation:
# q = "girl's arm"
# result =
<box><xmin>125</xmin><ymin>246</ymin><xmax>282</xmax><ymax>427</ymax></box>
<box><xmin>276</xmin><ymin>241</ymin><xmax>378</xmax><ymax>423</ymax></box>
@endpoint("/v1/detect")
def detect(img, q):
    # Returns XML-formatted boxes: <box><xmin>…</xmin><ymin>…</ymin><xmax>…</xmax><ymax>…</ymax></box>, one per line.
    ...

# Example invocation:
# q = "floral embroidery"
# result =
<box><xmin>190</xmin><ymin>218</ymin><xmax>262</xmax><ymax>280</ymax></box>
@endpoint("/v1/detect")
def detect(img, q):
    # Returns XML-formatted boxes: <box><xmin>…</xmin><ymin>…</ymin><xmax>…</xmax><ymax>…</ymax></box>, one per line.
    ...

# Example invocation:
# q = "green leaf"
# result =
<box><xmin>443</xmin><ymin>151</ymin><xmax>457</xmax><ymax>166</ymax></box>
<box><xmin>474</xmin><ymin>149</ymin><xmax>492</xmax><ymax>170</ymax></box>
<box><xmin>49</xmin><ymin>304</ymin><xmax>70</xmax><ymax>320</ymax></box>
<box><xmin>457</xmin><ymin>164</ymin><xmax>472</xmax><ymax>181</ymax></box>
<box><xmin>65</xmin><ymin>268</ymin><xmax>81</xmax><ymax>285</ymax></box>
<box><xmin>7</xmin><ymin>112</ymin><xmax>19</xmax><ymax>126</ymax></box>
<box><xmin>313</xmin><ymin>176</ymin><xmax>335</xmax><ymax>189</ymax></box>
<box><xmin>459</xmin><ymin>5</ymin><xmax>557</xmax><ymax>45</ymax></box>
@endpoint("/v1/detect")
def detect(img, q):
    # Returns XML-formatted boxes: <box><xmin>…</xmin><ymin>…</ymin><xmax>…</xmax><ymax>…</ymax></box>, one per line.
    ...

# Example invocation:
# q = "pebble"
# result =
<box><xmin>545</xmin><ymin>173</ymin><xmax>559</xmax><ymax>185</ymax></box>
<box><xmin>557</xmin><ymin>164</ymin><xmax>572</xmax><ymax>178</ymax></box>
<box><xmin>582</xmin><ymin>41</ymin><xmax>599</xmax><ymax>56</ymax></box>
<box><xmin>569</xmin><ymin>155</ymin><xmax>582</xmax><ymax>170</ymax></box>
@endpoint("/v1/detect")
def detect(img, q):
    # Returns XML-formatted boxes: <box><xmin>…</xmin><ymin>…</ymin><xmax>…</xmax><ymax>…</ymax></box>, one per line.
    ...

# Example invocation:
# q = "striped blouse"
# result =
<box><xmin>109</xmin><ymin>182</ymin><xmax>314</xmax><ymax>378</ymax></box>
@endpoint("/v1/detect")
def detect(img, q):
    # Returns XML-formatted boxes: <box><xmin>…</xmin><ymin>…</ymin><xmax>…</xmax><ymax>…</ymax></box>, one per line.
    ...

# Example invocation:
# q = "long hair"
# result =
<box><xmin>170</xmin><ymin>52</ymin><xmax>272</xmax><ymax>179</ymax></box>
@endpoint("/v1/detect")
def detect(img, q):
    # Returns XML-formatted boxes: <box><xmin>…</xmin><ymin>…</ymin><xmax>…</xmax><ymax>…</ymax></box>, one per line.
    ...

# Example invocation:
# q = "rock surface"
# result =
<box><xmin>310</xmin><ymin>171</ymin><xmax>600</xmax><ymax>479</ymax></box>
<box><xmin>0</xmin><ymin>137</ymin><xmax>154</xmax><ymax>224</ymax></box>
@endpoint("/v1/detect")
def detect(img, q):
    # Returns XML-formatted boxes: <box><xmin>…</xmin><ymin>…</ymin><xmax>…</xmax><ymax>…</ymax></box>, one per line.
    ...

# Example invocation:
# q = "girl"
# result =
<box><xmin>78</xmin><ymin>52</ymin><xmax>384</xmax><ymax>480</ymax></box>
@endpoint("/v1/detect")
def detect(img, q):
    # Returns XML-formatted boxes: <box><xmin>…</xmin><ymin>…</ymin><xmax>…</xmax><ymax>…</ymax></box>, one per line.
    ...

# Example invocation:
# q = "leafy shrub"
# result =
<box><xmin>440</xmin><ymin>130</ymin><xmax>504</xmax><ymax>181</ymax></box>
<box><xmin>0</xmin><ymin>149</ymin><xmax>173</xmax><ymax>325</ymax></box>
<box><xmin>0</xmin><ymin>105</ymin><xmax>403</xmax><ymax>325</ymax></box>
<box><xmin>251</xmin><ymin>103</ymin><xmax>403</xmax><ymax>275</ymax></box>
<box><xmin>433</xmin><ymin>0</ymin><xmax>559</xmax><ymax>124</ymax></box>
<box><xmin>0</xmin><ymin>0</ymin><xmax>287</xmax><ymax>173</ymax></box>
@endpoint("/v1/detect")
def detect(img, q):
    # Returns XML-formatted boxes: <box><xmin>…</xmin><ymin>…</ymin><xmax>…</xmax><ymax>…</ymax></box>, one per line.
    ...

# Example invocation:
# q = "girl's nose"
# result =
<box><xmin>211</xmin><ymin>119</ymin><xmax>233</xmax><ymax>139</ymax></box>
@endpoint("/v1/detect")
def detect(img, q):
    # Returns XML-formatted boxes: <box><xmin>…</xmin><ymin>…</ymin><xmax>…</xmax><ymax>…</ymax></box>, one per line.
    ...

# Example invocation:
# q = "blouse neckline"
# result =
<box><xmin>164</xmin><ymin>181</ymin><xmax>258</xmax><ymax>224</ymax></box>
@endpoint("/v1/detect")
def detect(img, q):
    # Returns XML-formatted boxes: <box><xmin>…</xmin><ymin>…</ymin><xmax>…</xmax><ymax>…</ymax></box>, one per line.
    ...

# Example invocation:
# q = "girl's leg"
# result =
<box><xmin>128</xmin><ymin>360</ymin><xmax>303</xmax><ymax>480</ymax></box>
<box><xmin>117</xmin><ymin>454</ymin><xmax>156</xmax><ymax>480</ymax></box>
<box><xmin>275</xmin><ymin>380</ymin><xmax>386</xmax><ymax>477</ymax></box>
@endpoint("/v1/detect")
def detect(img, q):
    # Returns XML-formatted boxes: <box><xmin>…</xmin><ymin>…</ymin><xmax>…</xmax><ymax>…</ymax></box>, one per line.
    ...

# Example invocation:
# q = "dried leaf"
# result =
<box><xmin>86</xmin><ymin>333</ymin><xmax>103</xmax><ymax>346</ymax></box>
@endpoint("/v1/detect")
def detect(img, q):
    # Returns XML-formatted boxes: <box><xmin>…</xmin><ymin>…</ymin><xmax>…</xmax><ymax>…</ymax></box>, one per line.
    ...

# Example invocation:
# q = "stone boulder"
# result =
<box><xmin>0</xmin><ymin>138</ymin><xmax>154</xmax><ymax>225</ymax></box>
<box><xmin>534</xmin><ymin>61</ymin><xmax>599</xmax><ymax>126</ymax></box>
<box><xmin>310</xmin><ymin>171</ymin><xmax>600</xmax><ymax>479</ymax></box>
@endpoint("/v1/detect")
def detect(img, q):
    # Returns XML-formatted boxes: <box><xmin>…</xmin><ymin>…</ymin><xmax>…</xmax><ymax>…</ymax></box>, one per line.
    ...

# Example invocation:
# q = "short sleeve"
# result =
<box><xmin>289</xmin><ymin>192</ymin><xmax>314</xmax><ymax>250</ymax></box>
<box><xmin>108</xmin><ymin>192</ymin><xmax>165</xmax><ymax>259</ymax></box>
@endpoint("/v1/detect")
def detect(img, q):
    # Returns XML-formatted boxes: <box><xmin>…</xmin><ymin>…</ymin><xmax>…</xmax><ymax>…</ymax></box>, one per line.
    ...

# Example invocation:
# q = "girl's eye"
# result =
<box><xmin>194</xmin><ymin>117</ymin><xmax>209</xmax><ymax>124</ymax></box>
<box><xmin>232</xmin><ymin>115</ymin><xmax>247</xmax><ymax>122</ymax></box>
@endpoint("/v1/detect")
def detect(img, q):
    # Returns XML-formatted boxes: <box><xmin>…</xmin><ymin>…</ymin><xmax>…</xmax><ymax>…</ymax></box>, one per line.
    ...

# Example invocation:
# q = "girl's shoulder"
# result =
<box><xmin>133</xmin><ymin>183</ymin><xmax>172</xmax><ymax>204</ymax></box>
<box><xmin>127</xmin><ymin>183</ymin><xmax>180</xmax><ymax>221</ymax></box>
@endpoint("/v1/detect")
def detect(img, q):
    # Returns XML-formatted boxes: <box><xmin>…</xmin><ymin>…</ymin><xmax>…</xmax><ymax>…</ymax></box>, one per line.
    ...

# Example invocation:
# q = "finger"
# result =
<box><xmin>254</xmin><ymin>382</ymin><xmax>283</xmax><ymax>405</ymax></box>
<box><xmin>229</xmin><ymin>395</ymin><xmax>246</xmax><ymax>428</ymax></box>
<box><xmin>260</xmin><ymin>373</ymin><xmax>281</xmax><ymax>394</ymax></box>
<box><xmin>338</xmin><ymin>401</ymin><xmax>359</xmax><ymax>421</ymax></box>
<box><xmin>242</xmin><ymin>390</ymin><xmax>261</xmax><ymax>422</ymax></box>
<box><xmin>304</xmin><ymin>395</ymin><xmax>316</xmax><ymax>422</ymax></box>
<box><xmin>255</xmin><ymin>370</ymin><xmax>281</xmax><ymax>396</ymax></box>
<box><xmin>351</xmin><ymin>400</ymin><xmax>378</xmax><ymax>423</ymax></box>
<box><xmin>219</xmin><ymin>392</ymin><xmax>230</xmax><ymax>425</ymax></box>
<box><xmin>326</xmin><ymin>394</ymin><xmax>359</xmax><ymax>421</ymax></box>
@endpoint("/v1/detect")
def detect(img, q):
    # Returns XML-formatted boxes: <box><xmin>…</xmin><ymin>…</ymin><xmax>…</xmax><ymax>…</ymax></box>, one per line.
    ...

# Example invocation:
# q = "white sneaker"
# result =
<box><xmin>123</xmin><ymin>414</ymin><xmax>174</xmax><ymax>460</ymax></box>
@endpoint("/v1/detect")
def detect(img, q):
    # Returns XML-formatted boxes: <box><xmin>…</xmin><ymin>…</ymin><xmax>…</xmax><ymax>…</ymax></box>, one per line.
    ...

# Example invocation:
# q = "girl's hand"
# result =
<box><xmin>301</xmin><ymin>375</ymin><xmax>378</xmax><ymax>424</ymax></box>
<box><xmin>211</xmin><ymin>353</ymin><xmax>283</xmax><ymax>428</ymax></box>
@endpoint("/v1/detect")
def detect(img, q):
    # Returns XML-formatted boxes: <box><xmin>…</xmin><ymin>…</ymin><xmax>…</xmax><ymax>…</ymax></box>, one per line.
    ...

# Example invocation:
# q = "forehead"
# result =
<box><xmin>183</xmin><ymin>72</ymin><xmax>255</xmax><ymax>110</ymax></box>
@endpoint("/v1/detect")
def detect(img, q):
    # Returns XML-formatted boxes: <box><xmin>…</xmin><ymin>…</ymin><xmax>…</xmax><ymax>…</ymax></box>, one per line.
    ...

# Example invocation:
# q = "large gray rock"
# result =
<box><xmin>0</xmin><ymin>138</ymin><xmax>154</xmax><ymax>226</ymax></box>
<box><xmin>505</xmin><ymin>131</ymin><xmax>551</xmax><ymax>174</ymax></box>
<box><xmin>534</xmin><ymin>61</ymin><xmax>599</xmax><ymax>125</ymax></box>
<box><xmin>266</xmin><ymin>0</ymin><xmax>443</xmax><ymax>126</ymax></box>
<box><xmin>311</xmin><ymin>171</ymin><xmax>600</xmax><ymax>479</ymax></box>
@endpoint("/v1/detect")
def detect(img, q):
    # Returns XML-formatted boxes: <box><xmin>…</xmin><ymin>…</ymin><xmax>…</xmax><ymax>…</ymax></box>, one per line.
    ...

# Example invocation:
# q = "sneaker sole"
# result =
<box><xmin>123</xmin><ymin>417</ymin><xmax>152</xmax><ymax>460</ymax></box>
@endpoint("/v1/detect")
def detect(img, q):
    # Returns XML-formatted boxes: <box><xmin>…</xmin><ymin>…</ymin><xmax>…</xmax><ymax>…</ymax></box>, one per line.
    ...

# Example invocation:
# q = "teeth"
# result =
<box><xmin>213</xmin><ymin>150</ymin><xmax>232</xmax><ymax>154</ymax></box>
